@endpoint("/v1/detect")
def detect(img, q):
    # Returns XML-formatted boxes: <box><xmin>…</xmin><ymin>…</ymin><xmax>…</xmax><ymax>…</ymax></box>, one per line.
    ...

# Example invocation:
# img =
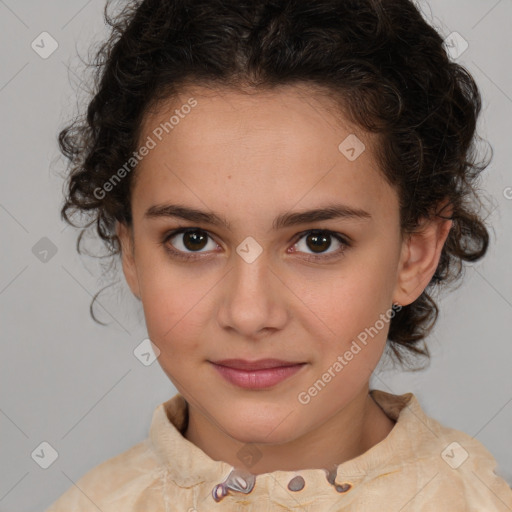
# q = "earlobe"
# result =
<box><xmin>116</xmin><ymin>220</ymin><xmax>141</xmax><ymax>300</ymax></box>
<box><xmin>393</xmin><ymin>215</ymin><xmax>453</xmax><ymax>307</ymax></box>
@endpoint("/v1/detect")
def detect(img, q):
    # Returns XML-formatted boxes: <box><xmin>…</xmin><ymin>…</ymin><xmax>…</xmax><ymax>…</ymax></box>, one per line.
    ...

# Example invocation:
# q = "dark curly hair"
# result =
<box><xmin>58</xmin><ymin>0</ymin><xmax>492</xmax><ymax>370</ymax></box>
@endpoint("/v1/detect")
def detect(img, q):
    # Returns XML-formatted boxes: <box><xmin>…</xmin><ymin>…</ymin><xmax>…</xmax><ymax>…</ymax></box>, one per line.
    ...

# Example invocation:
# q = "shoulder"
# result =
<box><xmin>403</xmin><ymin>401</ymin><xmax>512</xmax><ymax>509</ymax></box>
<box><xmin>369</xmin><ymin>390</ymin><xmax>512</xmax><ymax>510</ymax></box>
<box><xmin>427</xmin><ymin>424</ymin><xmax>512</xmax><ymax>511</ymax></box>
<box><xmin>44</xmin><ymin>438</ymin><xmax>166</xmax><ymax>512</ymax></box>
<box><xmin>437</xmin><ymin>427</ymin><xmax>512</xmax><ymax>512</ymax></box>
<box><xmin>410</xmin><ymin>440</ymin><xmax>512</xmax><ymax>511</ymax></box>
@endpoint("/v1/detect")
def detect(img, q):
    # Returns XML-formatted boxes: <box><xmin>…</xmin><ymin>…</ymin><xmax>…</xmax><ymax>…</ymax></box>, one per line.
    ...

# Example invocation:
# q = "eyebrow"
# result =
<box><xmin>144</xmin><ymin>202</ymin><xmax>372</xmax><ymax>230</ymax></box>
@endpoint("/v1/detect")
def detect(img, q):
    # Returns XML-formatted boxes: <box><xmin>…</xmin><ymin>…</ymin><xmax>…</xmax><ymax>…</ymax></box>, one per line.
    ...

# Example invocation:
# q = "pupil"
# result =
<box><xmin>184</xmin><ymin>230</ymin><xmax>207</xmax><ymax>251</ymax></box>
<box><xmin>307</xmin><ymin>232</ymin><xmax>331</xmax><ymax>253</ymax></box>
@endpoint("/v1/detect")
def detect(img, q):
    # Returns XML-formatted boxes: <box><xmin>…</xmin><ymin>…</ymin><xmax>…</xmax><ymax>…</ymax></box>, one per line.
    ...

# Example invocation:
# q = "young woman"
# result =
<box><xmin>47</xmin><ymin>0</ymin><xmax>512</xmax><ymax>509</ymax></box>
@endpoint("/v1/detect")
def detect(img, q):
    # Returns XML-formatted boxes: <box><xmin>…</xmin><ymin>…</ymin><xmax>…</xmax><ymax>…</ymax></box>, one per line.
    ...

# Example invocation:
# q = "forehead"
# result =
<box><xmin>132</xmin><ymin>84</ymin><xmax>397</xmax><ymax>225</ymax></box>
<box><xmin>139</xmin><ymin>83</ymin><xmax>370</xmax><ymax>154</ymax></box>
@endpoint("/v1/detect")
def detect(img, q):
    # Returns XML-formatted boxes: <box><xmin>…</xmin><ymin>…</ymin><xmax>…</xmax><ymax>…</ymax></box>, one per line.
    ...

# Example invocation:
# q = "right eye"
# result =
<box><xmin>162</xmin><ymin>228</ymin><xmax>219</xmax><ymax>261</ymax></box>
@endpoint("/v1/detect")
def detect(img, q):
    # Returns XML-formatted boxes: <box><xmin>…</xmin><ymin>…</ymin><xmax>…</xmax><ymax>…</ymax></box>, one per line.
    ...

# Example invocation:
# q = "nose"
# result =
<box><xmin>217</xmin><ymin>251</ymin><xmax>288</xmax><ymax>339</ymax></box>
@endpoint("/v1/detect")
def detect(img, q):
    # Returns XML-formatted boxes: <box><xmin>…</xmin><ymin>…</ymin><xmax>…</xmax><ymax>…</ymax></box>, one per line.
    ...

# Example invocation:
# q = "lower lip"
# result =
<box><xmin>211</xmin><ymin>363</ymin><xmax>306</xmax><ymax>389</ymax></box>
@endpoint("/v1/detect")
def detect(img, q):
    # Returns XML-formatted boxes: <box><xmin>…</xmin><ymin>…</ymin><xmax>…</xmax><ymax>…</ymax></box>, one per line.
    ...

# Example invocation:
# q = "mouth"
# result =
<box><xmin>209</xmin><ymin>359</ymin><xmax>307</xmax><ymax>389</ymax></box>
<box><xmin>211</xmin><ymin>358</ymin><xmax>305</xmax><ymax>370</ymax></box>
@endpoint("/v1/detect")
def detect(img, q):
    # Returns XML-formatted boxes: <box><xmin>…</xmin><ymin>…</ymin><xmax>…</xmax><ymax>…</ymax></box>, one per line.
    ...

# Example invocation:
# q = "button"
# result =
<box><xmin>334</xmin><ymin>482</ymin><xmax>352</xmax><ymax>493</ymax></box>
<box><xmin>287</xmin><ymin>475</ymin><xmax>305</xmax><ymax>492</ymax></box>
<box><xmin>212</xmin><ymin>468</ymin><xmax>255</xmax><ymax>502</ymax></box>
<box><xmin>324</xmin><ymin>468</ymin><xmax>353</xmax><ymax>493</ymax></box>
<box><xmin>212</xmin><ymin>484</ymin><xmax>227</xmax><ymax>502</ymax></box>
<box><xmin>226</xmin><ymin>472</ymin><xmax>255</xmax><ymax>493</ymax></box>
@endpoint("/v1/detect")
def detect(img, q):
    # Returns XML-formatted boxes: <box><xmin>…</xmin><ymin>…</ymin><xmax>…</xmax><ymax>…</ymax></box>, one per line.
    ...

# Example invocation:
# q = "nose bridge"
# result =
<box><xmin>218</xmin><ymin>246</ymin><xmax>287</xmax><ymax>336</ymax></box>
<box><xmin>232</xmin><ymin>250</ymin><xmax>269</xmax><ymax>299</ymax></box>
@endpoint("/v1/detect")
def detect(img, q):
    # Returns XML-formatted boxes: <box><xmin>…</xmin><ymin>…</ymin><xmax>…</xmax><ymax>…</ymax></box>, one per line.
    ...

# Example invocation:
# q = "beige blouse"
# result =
<box><xmin>45</xmin><ymin>389</ymin><xmax>512</xmax><ymax>511</ymax></box>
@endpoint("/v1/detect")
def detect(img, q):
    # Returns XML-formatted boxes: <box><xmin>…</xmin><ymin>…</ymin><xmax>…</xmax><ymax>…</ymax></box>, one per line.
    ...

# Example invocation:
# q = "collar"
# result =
<box><xmin>149</xmin><ymin>389</ymin><xmax>429</xmax><ymax>502</ymax></box>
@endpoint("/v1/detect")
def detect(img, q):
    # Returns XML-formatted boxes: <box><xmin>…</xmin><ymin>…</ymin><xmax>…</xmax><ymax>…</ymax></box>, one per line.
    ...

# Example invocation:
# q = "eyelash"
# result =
<box><xmin>161</xmin><ymin>227</ymin><xmax>351</xmax><ymax>263</ymax></box>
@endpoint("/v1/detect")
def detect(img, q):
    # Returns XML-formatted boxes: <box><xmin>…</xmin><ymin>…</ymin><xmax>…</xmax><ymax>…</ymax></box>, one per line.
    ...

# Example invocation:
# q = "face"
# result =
<box><xmin>117</xmin><ymin>84</ymin><xmax>450</xmax><ymax>445</ymax></box>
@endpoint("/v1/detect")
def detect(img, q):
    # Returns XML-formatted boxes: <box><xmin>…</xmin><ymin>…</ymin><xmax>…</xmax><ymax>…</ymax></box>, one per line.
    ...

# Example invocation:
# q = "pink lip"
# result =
<box><xmin>211</xmin><ymin>358</ymin><xmax>304</xmax><ymax>370</ymax></box>
<box><xmin>210</xmin><ymin>359</ymin><xmax>306</xmax><ymax>389</ymax></box>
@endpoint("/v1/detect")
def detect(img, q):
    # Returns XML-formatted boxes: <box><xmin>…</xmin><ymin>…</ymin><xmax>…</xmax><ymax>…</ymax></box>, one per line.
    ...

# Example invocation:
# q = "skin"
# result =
<box><xmin>116</xmin><ymin>84</ymin><xmax>452</xmax><ymax>474</ymax></box>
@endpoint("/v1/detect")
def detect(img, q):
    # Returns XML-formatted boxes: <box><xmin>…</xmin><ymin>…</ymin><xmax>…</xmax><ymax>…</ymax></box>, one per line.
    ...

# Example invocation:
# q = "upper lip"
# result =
<box><xmin>210</xmin><ymin>359</ymin><xmax>305</xmax><ymax>370</ymax></box>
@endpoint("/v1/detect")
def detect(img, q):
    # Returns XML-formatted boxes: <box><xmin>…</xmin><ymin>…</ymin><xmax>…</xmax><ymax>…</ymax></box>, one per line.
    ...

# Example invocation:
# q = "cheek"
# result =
<box><xmin>142</xmin><ymin>290</ymin><xmax>206</xmax><ymax>381</ymax></box>
<box><xmin>137</xmin><ymin>258</ymin><xmax>211</xmax><ymax>351</ymax></box>
<box><xmin>305</xmin><ymin>263</ymin><xmax>394</xmax><ymax>332</ymax></box>
<box><xmin>298</xmin><ymin>253</ymin><xmax>397</xmax><ymax>369</ymax></box>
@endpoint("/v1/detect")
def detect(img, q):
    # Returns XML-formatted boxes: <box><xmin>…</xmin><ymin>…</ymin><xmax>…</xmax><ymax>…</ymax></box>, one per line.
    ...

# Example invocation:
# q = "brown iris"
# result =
<box><xmin>305</xmin><ymin>231</ymin><xmax>332</xmax><ymax>253</ymax></box>
<box><xmin>182</xmin><ymin>230</ymin><xmax>208</xmax><ymax>251</ymax></box>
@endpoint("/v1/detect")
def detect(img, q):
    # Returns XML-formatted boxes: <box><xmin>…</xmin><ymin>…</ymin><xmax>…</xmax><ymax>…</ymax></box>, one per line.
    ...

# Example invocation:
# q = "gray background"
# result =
<box><xmin>0</xmin><ymin>1</ymin><xmax>511</xmax><ymax>510</ymax></box>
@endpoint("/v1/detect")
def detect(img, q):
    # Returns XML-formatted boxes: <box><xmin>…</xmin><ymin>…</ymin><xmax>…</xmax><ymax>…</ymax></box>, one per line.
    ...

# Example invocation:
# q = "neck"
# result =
<box><xmin>184</xmin><ymin>387</ymin><xmax>396</xmax><ymax>474</ymax></box>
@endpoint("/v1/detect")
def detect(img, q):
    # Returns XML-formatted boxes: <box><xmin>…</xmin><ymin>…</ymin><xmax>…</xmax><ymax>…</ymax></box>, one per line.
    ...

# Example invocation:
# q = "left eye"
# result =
<box><xmin>292</xmin><ymin>230</ymin><xmax>348</xmax><ymax>258</ymax></box>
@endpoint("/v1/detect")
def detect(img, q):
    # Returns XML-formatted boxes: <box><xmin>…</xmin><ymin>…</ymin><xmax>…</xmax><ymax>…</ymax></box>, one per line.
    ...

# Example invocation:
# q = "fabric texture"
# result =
<box><xmin>46</xmin><ymin>389</ymin><xmax>512</xmax><ymax>511</ymax></box>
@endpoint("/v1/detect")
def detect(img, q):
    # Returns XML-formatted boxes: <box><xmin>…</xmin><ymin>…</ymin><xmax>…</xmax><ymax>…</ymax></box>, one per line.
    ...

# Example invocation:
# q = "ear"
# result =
<box><xmin>393</xmin><ymin>203</ymin><xmax>453</xmax><ymax>307</ymax></box>
<box><xmin>116</xmin><ymin>220</ymin><xmax>141</xmax><ymax>301</ymax></box>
